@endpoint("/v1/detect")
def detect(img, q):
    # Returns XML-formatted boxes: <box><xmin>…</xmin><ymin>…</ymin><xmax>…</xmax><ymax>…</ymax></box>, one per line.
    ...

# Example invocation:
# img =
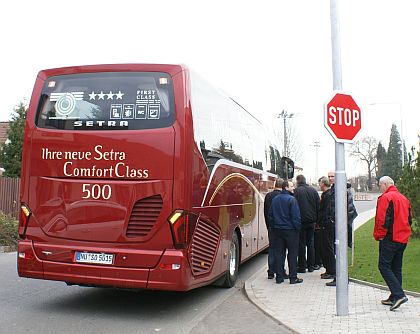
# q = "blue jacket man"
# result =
<box><xmin>268</xmin><ymin>180</ymin><xmax>303</xmax><ymax>284</ymax></box>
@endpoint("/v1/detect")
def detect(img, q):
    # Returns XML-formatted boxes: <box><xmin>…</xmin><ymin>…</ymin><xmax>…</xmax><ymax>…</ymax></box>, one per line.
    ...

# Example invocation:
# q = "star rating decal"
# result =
<box><xmin>89</xmin><ymin>90</ymin><xmax>124</xmax><ymax>101</ymax></box>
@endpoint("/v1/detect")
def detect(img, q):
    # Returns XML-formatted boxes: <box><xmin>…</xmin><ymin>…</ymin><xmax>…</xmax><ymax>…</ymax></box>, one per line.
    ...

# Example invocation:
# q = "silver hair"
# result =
<box><xmin>379</xmin><ymin>176</ymin><xmax>394</xmax><ymax>186</ymax></box>
<box><xmin>318</xmin><ymin>176</ymin><xmax>330</xmax><ymax>187</ymax></box>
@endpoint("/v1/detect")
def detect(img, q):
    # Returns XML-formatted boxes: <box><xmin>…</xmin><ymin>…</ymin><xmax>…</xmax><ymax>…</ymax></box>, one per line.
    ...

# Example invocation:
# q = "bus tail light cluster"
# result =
<box><xmin>18</xmin><ymin>251</ymin><xmax>35</xmax><ymax>260</ymax></box>
<box><xmin>159</xmin><ymin>263</ymin><xmax>181</xmax><ymax>270</ymax></box>
<box><xmin>18</xmin><ymin>204</ymin><xmax>32</xmax><ymax>238</ymax></box>
<box><xmin>167</xmin><ymin>210</ymin><xmax>198</xmax><ymax>249</ymax></box>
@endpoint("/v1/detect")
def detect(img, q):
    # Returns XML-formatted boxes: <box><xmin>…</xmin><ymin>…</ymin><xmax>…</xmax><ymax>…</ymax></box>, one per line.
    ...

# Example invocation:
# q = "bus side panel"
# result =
<box><xmin>172</xmin><ymin>70</ymin><xmax>192</xmax><ymax>212</ymax></box>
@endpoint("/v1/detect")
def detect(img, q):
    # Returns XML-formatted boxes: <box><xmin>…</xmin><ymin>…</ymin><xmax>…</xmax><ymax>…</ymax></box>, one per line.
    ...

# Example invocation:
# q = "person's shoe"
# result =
<box><xmin>290</xmin><ymin>278</ymin><xmax>303</xmax><ymax>284</ymax></box>
<box><xmin>297</xmin><ymin>269</ymin><xmax>306</xmax><ymax>273</ymax></box>
<box><xmin>308</xmin><ymin>267</ymin><xmax>315</xmax><ymax>272</ymax></box>
<box><xmin>326</xmin><ymin>279</ymin><xmax>336</xmax><ymax>286</ymax></box>
<box><xmin>321</xmin><ymin>274</ymin><xmax>335</xmax><ymax>279</ymax></box>
<box><xmin>381</xmin><ymin>298</ymin><xmax>394</xmax><ymax>306</ymax></box>
<box><xmin>276</xmin><ymin>278</ymin><xmax>284</xmax><ymax>284</ymax></box>
<box><xmin>267</xmin><ymin>270</ymin><xmax>274</xmax><ymax>279</ymax></box>
<box><xmin>313</xmin><ymin>264</ymin><xmax>321</xmax><ymax>270</ymax></box>
<box><xmin>390</xmin><ymin>296</ymin><xmax>408</xmax><ymax>311</ymax></box>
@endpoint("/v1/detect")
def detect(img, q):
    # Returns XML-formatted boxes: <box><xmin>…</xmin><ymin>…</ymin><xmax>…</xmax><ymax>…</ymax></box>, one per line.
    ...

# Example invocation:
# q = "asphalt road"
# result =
<box><xmin>353</xmin><ymin>193</ymin><xmax>379</xmax><ymax>214</ymax></box>
<box><xmin>0</xmin><ymin>251</ymin><xmax>290</xmax><ymax>334</ymax></box>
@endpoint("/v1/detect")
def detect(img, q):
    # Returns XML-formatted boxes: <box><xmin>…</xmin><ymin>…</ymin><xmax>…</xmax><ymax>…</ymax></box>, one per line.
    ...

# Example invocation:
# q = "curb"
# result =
<box><xmin>0</xmin><ymin>245</ymin><xmax>16</xmax><ymax>253</ymax></box>
<box><xmin>349</xmin><ymin>277</ymin><xmax>420</xmax><ymax>298</ymax></box>
<box><xmin>244</xmin><ymin>267</ymin><xmax>297</xmax><ymax>334</ymax></box>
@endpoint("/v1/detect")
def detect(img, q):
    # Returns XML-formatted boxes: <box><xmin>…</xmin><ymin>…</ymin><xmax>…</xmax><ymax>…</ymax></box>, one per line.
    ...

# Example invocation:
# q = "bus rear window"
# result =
<box><xmin>36</xmin><ymin>72</ymin><xmax>175</xmax><ymax>130</ymax></box>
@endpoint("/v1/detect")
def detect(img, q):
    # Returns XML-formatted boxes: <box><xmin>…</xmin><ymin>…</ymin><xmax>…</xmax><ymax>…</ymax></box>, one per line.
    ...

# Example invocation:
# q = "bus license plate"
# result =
<box><xmin>75</xmin><ymin>252</ymin><xmax>114</xmax><ymax>265</ymax></box>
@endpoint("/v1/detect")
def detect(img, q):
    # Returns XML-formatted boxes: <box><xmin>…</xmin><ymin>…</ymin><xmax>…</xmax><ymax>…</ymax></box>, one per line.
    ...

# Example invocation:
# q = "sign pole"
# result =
<box><xmin>330</xmin><ymin>0</ymin><xmax>348</xmax><ymax>316</ymax></box>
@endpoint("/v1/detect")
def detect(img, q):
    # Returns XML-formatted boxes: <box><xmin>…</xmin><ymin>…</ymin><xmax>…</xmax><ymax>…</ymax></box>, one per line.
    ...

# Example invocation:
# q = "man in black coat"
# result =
<box><xmin>318</xmin><ymin>176</ymin><xmax>335</xmax><ymax>280</ymax></box>
<box><xmin>294</xmin><ymin>175</ymin><xmax>320</xmax><ymax>273</ymax></box>
<box><xmin>324</xmin><ymin>171</ymin><xmax>358</xmax><ymax>286</ymax></box>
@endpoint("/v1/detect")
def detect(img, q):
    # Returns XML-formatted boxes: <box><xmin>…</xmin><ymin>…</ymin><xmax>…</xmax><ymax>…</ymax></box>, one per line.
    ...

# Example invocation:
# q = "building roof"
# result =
<box><xmin>0</xmin><ymin>121</ymin><xmax>10</xmax><ymax>145</ymax></box>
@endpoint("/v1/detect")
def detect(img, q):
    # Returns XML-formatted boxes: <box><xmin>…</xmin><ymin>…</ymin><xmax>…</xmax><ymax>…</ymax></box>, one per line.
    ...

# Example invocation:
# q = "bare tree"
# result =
<box><xmin>350</xmin><ymin>136</ymin><xmax>378</xmax><ymax>190</ymax></box>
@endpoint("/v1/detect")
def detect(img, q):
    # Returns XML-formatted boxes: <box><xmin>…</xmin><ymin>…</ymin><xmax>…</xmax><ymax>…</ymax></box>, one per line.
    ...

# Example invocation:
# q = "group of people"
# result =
<box><xmin>263</xmin><ymin>172</ymin><xmax>352</xmax><ymax>286</ymax></box>
<box><xmin>263</xmin><ymin>173</ymin><xmax>412</xmax><ymax>311</ymax></box>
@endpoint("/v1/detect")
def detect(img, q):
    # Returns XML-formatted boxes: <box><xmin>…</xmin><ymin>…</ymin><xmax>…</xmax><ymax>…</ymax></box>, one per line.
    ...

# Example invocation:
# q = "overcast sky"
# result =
<box><xmin>1</xmin><ymin>0</ymin><xmax>419</xmax><ymax>182</ymax></box>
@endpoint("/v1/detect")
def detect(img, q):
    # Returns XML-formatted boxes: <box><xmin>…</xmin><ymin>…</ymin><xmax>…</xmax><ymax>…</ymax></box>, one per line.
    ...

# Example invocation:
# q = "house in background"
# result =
<box><xmin>0</xmin><ymin>121</ymin><xmax>10</xmax><ymax>176</ymax></box>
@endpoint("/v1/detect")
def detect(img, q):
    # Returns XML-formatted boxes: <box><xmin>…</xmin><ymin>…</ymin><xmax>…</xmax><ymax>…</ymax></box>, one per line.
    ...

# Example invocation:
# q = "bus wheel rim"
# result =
<box><xmin>229</xmin><ymin>241</ymin><xmax>237</xmax><ymax>276</ymax></box>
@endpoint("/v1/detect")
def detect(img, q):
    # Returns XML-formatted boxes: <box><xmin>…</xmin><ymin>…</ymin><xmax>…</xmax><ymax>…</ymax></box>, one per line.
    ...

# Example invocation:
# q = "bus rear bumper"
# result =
<box><xmin>17</xmin><ymin>241</ymin><xmax>191</xmax><ymax>290</ymax></box>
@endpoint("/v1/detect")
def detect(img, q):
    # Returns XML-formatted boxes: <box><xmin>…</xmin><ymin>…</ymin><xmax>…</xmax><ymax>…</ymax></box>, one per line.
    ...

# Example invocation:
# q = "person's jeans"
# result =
<box><xmin>271</xmin><ymin>229</ymin><xmax>299</xmax><ymax>280</ymax></box>
<box><xmin>378</xmin><ymin>238</ymin><xmax>407</xmax><ymax>300</ymax></box>
<box><xmin>268</xmin><ymin>228</ymin><xmax>276</xmax><ymax>275</ymax></box>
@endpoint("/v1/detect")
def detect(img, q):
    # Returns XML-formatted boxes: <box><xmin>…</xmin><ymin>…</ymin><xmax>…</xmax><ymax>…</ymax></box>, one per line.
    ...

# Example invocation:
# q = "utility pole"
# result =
<box><xmin>312</xmin><ymin>141</ymin><xmax>321</xmax><ymax>180</ymax></box>
<box><xmin>276</xmin><ymin>110</ymin><xmax>294</xmax><ymax>157</ymax></box>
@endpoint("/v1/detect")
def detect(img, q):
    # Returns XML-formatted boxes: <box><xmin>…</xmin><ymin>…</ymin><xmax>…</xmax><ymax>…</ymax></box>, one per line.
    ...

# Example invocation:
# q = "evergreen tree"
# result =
<box><xmin>402</xmin><ymin>141</ymin><xmax>408</xmax><ymax>166</ymax></box>
<box><xmin>0</xmin><ymin>102</ymin><xmax>27</xmax><ymax>177</ymax></box>
<box><xmin>376</xmin><ymin>141</ymin><xmax>387</xmax><ymax>180</ymax></box>
<box><xmin>398</xmin><ymin>150</ymin><xmax>420</xmax><ymax>237</ymax></box>
<box><xmin>383</xmin><ymin>124</ymin><xmax>402</xmax><ymax>181</ymax></box>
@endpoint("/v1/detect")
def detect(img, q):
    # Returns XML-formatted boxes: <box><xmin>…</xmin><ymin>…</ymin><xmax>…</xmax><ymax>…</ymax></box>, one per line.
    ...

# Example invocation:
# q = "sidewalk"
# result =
<box><xmin>245</xmin><ymin>210</ymin><xmax>420</xmax><ymax>334</ymax></box>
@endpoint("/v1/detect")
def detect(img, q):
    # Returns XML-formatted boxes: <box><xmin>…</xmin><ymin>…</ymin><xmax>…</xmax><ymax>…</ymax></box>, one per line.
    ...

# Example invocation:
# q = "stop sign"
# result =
<box><xmin>324</xmin><ymin>92</ymin><xmax>361</xmax><ymax>143</ymax></box>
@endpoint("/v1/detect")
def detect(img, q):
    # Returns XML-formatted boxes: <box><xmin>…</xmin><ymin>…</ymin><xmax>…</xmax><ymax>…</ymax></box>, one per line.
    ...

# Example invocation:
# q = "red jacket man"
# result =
<box><xmin>374</xmin><ymin>176</ymin><xmax>412</xmax><ymax>311</ymax></box>
<box><xmin>374</xmin><ymin>184</ymin><xmax>412</xmax><ymax>243</ymax></box>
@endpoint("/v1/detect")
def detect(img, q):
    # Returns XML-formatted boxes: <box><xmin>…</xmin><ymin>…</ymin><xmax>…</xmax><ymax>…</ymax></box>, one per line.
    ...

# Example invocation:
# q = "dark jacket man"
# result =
<box><xmin>318</xmin><ymin>176</ymin><xmax>335</xmax><ymax>279</ymax></box>
<box><xmin>294</xmin><ymin>176</ymin><xmax>320</xmax><ymax>224</ymax></box>
<box><xmin>294</xmin><ymin>175</ymin><xmax>320</xmax><ymax>272</ymax></box>
<box><xmin>326</xmin><ymin>183</ymin><xmax>358</xmax><ymax>224</ymax></box>
<box><xmin>318</xmin><ymin>187</ymin><xmax>333</xmax><ymax>227</ymax></box>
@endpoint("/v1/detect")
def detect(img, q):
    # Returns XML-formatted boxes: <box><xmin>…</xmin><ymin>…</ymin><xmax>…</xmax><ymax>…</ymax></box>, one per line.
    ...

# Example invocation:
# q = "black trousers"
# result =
<box><xmin>378</xmin><ymin>238</ymin><xmax>407</xmax><ymax>300</ymax></box>
<box><xmin>321</xmin><ymin>223</ymin><xmax>336</xmax><ymax>275</ymax></box>
<box><xmin>298</xmin><ymin>223</ymin><xmax>315</xmax><ymax>271</ymax></box>
<box><xmin>348</xmin><ymin>220</ymin><xmax>354</xmax><ymax>248</ymax></box>
<box><xmin>271</xmin><ymin>228</ymin><xmax>300</xmax><ymax>280</ymax></box>
<box><xmin>314</xmin><ymin>228</ymin><xmax>323</xmax><ymax>266</ymax></box>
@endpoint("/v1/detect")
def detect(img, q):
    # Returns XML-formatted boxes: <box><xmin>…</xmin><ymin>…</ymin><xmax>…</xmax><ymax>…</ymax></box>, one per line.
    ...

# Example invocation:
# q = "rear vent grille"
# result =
<box><xmin>190</xmin><ymin>219</ymin><xmax>220</xmax><ymax>276</ymax></box>
<box><xmin>126</xmin><ymin>195</ymin><xmax>163</xmax><ymax>238</ymax></box>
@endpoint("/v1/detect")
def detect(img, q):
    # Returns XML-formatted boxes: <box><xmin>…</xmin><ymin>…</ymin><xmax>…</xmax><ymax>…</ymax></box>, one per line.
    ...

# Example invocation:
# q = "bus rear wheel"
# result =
<box><xmin>221</xmin><ymin>232</ymin><xmax>239</xmax><ymax>288</ymax></box>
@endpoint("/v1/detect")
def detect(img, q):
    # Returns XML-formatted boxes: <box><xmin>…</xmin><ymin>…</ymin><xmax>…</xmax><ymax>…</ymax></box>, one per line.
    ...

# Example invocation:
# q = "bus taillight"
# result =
<box><xmin>167</xmin><ymin>210</ymin><xmax>197</xmax><ymax>249</ymax></box>
<box><xmin>18</xmin><ymin>204</ymin><xmax>32</xmax><ymax>238</ymax></box>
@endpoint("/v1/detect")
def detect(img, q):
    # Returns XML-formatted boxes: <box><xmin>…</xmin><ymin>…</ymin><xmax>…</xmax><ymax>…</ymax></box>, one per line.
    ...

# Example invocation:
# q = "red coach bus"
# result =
<box><xmin>17</xmin><ymin>64</ymin><xmax>293</xmax><ymax>291</ymax></box>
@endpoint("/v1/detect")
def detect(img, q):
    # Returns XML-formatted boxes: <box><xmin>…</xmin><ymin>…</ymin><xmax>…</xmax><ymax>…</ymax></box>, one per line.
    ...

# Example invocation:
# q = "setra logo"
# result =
<box><xmin>50</xmin><ymin>92</ymin><xmax>84</xmax><ymax>116</ymax></box>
